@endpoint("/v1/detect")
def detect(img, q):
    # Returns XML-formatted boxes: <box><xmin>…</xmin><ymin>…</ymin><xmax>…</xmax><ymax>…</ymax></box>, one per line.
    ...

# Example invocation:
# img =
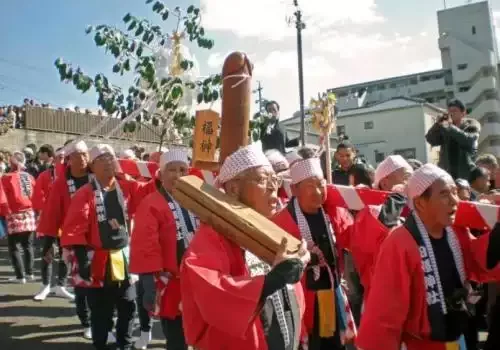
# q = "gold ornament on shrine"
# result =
<box><xmin>309</xmin><ymin>92</ymin><xmax>337</xmax><ymax>134</ymax></box>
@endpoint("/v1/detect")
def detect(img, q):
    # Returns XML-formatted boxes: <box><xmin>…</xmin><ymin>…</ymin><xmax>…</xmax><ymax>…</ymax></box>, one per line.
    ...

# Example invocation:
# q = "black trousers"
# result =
<box><xmin>160</xmin><ymin>316</ymin><xmax>187</xmax><ymax>350</ymax></box>
<box><xmin>485</xmin><ymin>295</ymin><xmax>500</xmax><ymax>350</ymax></box>
<box><xmin>75</xmin><ymin>286</ymin><xmax>91</xmax><ymax>328</ymax></box>
<box><xmin>7</xmin><ymin>231</ymin><xmax>34</xmax><ymax>279</ymax></box>
<box><xmin>136</xmin><ymin>279</ymin><xmax>152</xmax><ymax>332</ymax></box>
<box><xmin>40</xmin><ymin>236</ymin><xmax>68</xmax><ymax>286</ymax></box>
<box><xmin>87</xmin><ymin>281</ymin><xmax>136</xmax><ymax>350</ymax></box>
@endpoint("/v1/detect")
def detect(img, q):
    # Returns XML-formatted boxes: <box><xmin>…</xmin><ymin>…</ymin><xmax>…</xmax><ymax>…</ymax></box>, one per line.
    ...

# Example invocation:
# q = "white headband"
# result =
<box><xmin>407</xmin><ymin>163</ymin><xmax>454</xmax><ymax>200</ymax></box>
<box><xmin>215</xmin><ymin>144</ymin><xmax>271</xmax><ymax>187</ymax></box>
<box><xmin>159</xmin><ymin>148</ymin><xmax>189</xmax><ymax>170</ymax></box>
<box><xmin>290</xmin><ymin>158</ymin><xmax>324</xmax><ymax>185</ymax></box>
<box><xmin>89</xmin><ymin>144</ymin><xmax>115</xmax><ymax>163</ymax></box>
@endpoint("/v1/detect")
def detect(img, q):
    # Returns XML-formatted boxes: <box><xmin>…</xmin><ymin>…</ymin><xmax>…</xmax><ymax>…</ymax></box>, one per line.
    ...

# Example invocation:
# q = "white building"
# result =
<box><xmin>302</xmin><ymin>1</ymin><xmax>500</xmax><ymax>156</ymax></box>
<box><xmin>282</xmin><ymin>97</ymin><xmax>443</xmax><ymax>166</ymax></box>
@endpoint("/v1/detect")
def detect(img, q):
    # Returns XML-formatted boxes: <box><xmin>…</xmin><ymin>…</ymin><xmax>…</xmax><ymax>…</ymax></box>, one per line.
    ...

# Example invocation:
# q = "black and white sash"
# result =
<box><xmin>158</xmin><ymin>186</ymin><xmax>199</xmax><ymax>265</ymax></box>
<box><xmin>406</xmin><ymin>212</ymin><xmax>466</xmax><ymax>341</ymax></box>
<box><xmin>19</xmin><ymin>171</ymin><xmax>32</xmax><ymax>198</ymax></box>
<box><xmin>91</xmin><ymin>176</ymin><xmax>129</xmax><ymax>250</ymax></box>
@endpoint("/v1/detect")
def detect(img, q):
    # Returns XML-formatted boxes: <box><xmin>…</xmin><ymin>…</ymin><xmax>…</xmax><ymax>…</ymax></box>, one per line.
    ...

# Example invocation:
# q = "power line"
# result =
<box><xmin>253</xmin><ymin>81</ymin><xmax>264</xmax><ymax>113</ymax></box>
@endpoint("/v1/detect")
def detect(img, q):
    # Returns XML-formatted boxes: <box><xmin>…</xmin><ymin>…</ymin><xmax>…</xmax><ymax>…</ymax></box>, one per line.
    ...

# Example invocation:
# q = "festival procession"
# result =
<box><xmin>1</xmin><ymin>1</ymin><xmax>500</xmax><ymax>350</ymax></box>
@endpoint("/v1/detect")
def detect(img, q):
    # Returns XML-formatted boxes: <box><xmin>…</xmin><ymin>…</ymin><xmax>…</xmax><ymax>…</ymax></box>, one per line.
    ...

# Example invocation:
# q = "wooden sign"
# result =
<box><xmin>193</xmin><ymin>110</ymin><xmax>220</xmax><ymax>163</ymax></box>
<box><xmin>172</xmin><ymin>175</ymin><xmax>301</xmax><ymax>265</ymax></box>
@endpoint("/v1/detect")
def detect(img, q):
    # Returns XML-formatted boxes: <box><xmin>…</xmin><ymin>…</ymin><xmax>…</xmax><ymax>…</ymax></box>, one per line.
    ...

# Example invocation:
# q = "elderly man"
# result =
<box><xmin>181</xmin><ymin>144</ymin><xmax>309</xmax><ymax>350</ymax></box>
<box><xmin>272</xmin><ymin>151</ymin><xmax>357</xmax><ymax>350</ymax></box>
<box><xmin>130</xmin><ymin>148</ymin><xmax>198</xmax><ymax>350</ymax></box>
<box><xmin>265</xmin><ymin>149</ymin><xmax>292</xmax><ymax>204</ymax></box>
<box><xmin>61</xmin><ymin>144</ymin><xmax>140</xmax><ymax>350</ymax></box>
<box><xmin>356</xmin><ymin>164</ymin><xmax>500</xmax><ymax>350</ymax></box>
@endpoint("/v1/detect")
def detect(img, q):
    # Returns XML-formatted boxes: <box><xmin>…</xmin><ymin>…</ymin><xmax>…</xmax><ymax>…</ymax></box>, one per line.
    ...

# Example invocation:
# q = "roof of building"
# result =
<box><xmin>282</xmin><ymin>96</ymin><xmax>445</xmax><ymax>126</ymax></box>
<box><xmin>327</xmin><ymin>68</ymin><xmax>447</xmax><ymax>93</ymax></box>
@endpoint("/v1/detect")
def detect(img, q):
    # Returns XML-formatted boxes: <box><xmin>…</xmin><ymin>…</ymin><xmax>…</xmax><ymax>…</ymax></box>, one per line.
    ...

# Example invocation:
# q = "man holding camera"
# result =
<box><xmin>425</xmin><ymin>99</ymin><xmax>480</xmax><ymax>180</ymax></box>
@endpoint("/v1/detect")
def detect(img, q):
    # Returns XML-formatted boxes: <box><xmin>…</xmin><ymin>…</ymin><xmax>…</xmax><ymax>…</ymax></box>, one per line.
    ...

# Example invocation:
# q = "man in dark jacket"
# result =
<box><xmin>260</xmin><ymin>101</ymin><xmax>299</xmax><ymax>153</ymax></box>
<box><xmin>425</xmin><ymin>99</ymin><xmax>479</xmax><ymax>180</ymax></box>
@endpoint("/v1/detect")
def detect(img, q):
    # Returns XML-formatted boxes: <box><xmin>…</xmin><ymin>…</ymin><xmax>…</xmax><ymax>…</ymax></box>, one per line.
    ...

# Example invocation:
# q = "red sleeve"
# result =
<box><xmin>349</xmin><ymin>207</ymin><xmax>391</xmax><ymax>291</ymax></box>
<box><xmin>60</xmin><ymin>186</ymin><xmax>91</xmax><ymax>247</ymax></box>
<box><xmin>0</xmin><ymin>179</ymin><xmax>8</xmax><ymax>217</ymax></box>
<box><xmin>129</xmin><ymin>198</ymin><xmax>163</xmax><ymax>274</ymax></box>
<box><xmin>181</xmin><ymin>227</ymin><xmax>265</xmax><ymax>339</ymax></box>
<box><xmin>356</xmin><ymin>232</ymin><xmax>412</xmax><ymax>350</ymax></box>
<box><xmin>457</xmin><ymin>226</ymin><xmax>500</xmax><ymax>282</ymax></box>
<box><xmin>32</xmin><ymin>170</ymin><xmax>50</xmax><ymax>212</ymax></box>
<box><xmin>37</xmin><ymin>178</ymin><xmax>65</xmax><ymax>236</ymax></box>
<box><xmin>329</xmin><ymin>206</ymin><xmax>354</xmax><ymax>251</ymax></box>
<box><xmin>0</xmin><ymin>176</ymin><xmax>12</xmax><ymax>215</ymax></box>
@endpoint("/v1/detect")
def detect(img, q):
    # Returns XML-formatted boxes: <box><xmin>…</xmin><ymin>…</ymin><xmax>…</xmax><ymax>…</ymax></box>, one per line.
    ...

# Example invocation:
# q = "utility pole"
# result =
<box><xmin>253</xmin><ymin>81</ymin><xmax>264</xmax><ymax>113</ymax></box>
<box><xmin>292</xmin><ymin>0</ymin><xmax>306</xmax><ymax>145</ymax></box>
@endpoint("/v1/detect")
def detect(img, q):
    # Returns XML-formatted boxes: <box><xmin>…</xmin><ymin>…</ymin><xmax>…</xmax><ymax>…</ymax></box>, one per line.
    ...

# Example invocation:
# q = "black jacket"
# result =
<box><xmin>425</xmin><ymin>118</ymin><xmax>479</xmax><ymax>180</ymax></box>
<box><xmin>260</xmin><ymin>122</ymin><xmax>299</xmax><ymax>153</ymax></box>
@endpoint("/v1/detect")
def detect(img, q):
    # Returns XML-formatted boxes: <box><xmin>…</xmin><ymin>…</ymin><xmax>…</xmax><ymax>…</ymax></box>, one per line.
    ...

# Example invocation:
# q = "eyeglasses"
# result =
<box><xmin>238</xmin><ymin>173</ymin><xmax>283</xmax><ymax>190</ymax></box>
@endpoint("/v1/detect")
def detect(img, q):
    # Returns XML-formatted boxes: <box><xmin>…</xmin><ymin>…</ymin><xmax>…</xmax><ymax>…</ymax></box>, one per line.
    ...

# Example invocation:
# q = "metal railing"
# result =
<box><xmin>24</xmin><ymin>107</ymin><xmax>162</xmax><ymax>143</ymax></box>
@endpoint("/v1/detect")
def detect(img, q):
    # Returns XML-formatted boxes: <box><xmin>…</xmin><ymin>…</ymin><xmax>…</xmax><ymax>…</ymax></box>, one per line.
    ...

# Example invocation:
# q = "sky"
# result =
<box><xmin>1</xmin><ymin>0</ymin><xmax>499</xmax><ymax>119</ymax></box>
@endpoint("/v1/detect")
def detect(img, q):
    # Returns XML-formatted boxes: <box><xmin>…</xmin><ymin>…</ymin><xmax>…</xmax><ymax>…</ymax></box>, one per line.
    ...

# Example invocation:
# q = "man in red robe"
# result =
<box><xmin>357</xmin><ymin>163</ymin><xmax>500</xmax><ymax>350</ymax></box>
<box><xmin>34</xmin><ymin>140</ymin><xmax>89</xmax><ymax>302</ymax></box>
<box><xmin>273</xmin><ymin>150</ymin><xmax>357</xmax><ymax>350</ymax></box>
<box><xmin>61</xmin><ymin>144</ymin><xmax>139</xmax><ymax>350</ymax></box>
<box><xmin>181</xmin><ymin>143</ymin><xmax>310</xmax><ymax>350</ymax></box>
<box><xmin>348</xmin><ymin>155</ymin><xmax>413</xmax><ymax>302</ymax></box>
<box><xmin>130</xmin><ymin>148</ymin><xmax>198</xmax><ymax>350</ymax></box>
<box><xmin>2</xmin><ymin>151</ymin><xmax>36</xmax><ymax>283</ymax></box>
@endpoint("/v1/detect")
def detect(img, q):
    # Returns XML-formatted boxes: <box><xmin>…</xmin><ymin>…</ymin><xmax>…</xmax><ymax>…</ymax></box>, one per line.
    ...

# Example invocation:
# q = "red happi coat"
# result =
<box><xmin>181</xmin><ymin>224</ymin><xmax>305</xmax><ymax>350</ymax></box>
<box><xmin>356</xmin><ymin>224</ymin><xmax>500</xmax><ymax>350</ymax></box>
<box><xmin>130</xmin><ymin>190</ymin><xmax>184</xmax><ymax>319</ymax></box>
<box><xmin>60</xmin><ymin>179</ymin><xmax>140</xmax><ymax>288</ymax></box>
<box><xmin>272</xmin><ymin>203</ymin><xmax>352</xmax><ymax>335</ymax></box>
<box><xmin>136</xmin><ymin>171</ymin><xmax>160</xmax><ymax>201</ymax></box>
<box><xmin>1</xmin><ymin>170</ymin><xmax>35</xmax><ymax>214</ymax></box>
<box><xmin>32</xmin><ymin>166</ymin><xmax>65</xmax><ymax>212</ymax></box>
<box><xmin>37</xmin><ymin>169</ymin><xmax>84</xmax><ymax>238</ymax></box>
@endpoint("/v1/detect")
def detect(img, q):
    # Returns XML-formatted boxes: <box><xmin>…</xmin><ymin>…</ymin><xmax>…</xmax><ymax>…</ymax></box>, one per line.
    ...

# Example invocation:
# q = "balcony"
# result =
<box><xmin>471</xmin><ymin>99</ymin><xmax>500</xmax><ymax>123</ymax></box>
<box><xmin>24</xmin><ymin>107</ymin><xmax>162</xmax><ymax>143</ymax></box>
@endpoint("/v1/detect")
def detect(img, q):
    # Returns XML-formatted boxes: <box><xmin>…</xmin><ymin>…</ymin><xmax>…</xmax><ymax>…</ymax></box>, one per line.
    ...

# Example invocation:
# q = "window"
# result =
<box><xmin>426</xmin><ymin>97</ymin><xmax>435</xmax><ymax>103</ymax></box>
<box><xmin>457</xmin><ymin>63</ymin><xmax>468</xmax><ymax>70</ymax></box>
<box><xmin>394</xmin><ymin>148</ymin><xmax>416</xmax><ymax>159</ymax></box>
<box><xmin>375</xmin><ymin>151</ymin><xmax>385</xmax><ymax>163</ymax></box>
<box><xmin>364</xmin><ymin>121</ymin><xmax>374</xmax><ymax>130</ymax></box>
<box><xmin>490</xmin><ymin>139</ymin><xmax>500</xmax><ymax>146</ymax></box>
<box><xmin>377</xmin><ymin>84</ymin><xmax>386</xmax><ymax>91</ymax></box>
<box><xmin>410</xmin><ymin>78</ymin><xmax>418</xmax><ymax>85</ymax></box>
<box><xmin>389</xmin><ymin>83</ymin><xmax>397</xmax><ymax>89</ymax></box>
<box><xmin>336</xmin><ymin>125</ymin><xmax>346</xmax><ymax>135</ymax></box>
<box><xmin>472</xmin><ymin>26</ymin><xmax>476</xmax><ymax>35</ymax></box>
<box><xmin>458</xmin><ymin>86</ymin><xmax>470</xmax><ymax>92</ymax></box>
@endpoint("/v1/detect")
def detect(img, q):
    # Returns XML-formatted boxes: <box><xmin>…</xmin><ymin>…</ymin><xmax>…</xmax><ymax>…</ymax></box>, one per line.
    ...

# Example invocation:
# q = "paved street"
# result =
<box><xmin>0</xmin><ymin>245</ymin><xmax>166</xmax><ymax>350</ymax></box>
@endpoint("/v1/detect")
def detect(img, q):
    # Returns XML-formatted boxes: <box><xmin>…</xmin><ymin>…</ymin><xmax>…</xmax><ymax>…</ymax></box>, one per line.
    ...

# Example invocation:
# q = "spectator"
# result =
<box><xmin>348</xmin><ymin>162</ymin><xmax>374</xmax><ymax>188</ymax></box>
<box><xmin>38</xmin><ymin>144</ymin><xmax>55</xmax><ymax>171</ymax></box>
<box><xmin>425</xmin><ymin>99</ymin><xmax>480</xmax><ymax>180</ymax></box>
<box><xmin>259</xmin><ymin>100</ymin><xmax>299</xmax><ymax>153</ymax></box>
<box><xmin>469</xmin><ymin>166</ymin><xmax>490</xmax><ymax>201</ymax></box>
<box><xmin>332</xmin><ymin>141</ymin><xmax>356</xmax><ymax>185</ymax></box>
<box><xmin>476</xmin><ymin>153</ymin><xmax>499</xmax><ymax>189</ymax></box>
<box><xmin>456</xmin><ymin>178</ymin><xmax>471</xmax><ymax>201</ymax></box>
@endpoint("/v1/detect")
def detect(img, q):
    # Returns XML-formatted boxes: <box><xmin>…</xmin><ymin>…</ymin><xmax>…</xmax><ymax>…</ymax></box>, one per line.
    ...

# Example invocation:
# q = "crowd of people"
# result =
<box><xmin>0</xmin><ymin>97</ymin><xmax>498</xmax><ymax>350</ymax></box>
